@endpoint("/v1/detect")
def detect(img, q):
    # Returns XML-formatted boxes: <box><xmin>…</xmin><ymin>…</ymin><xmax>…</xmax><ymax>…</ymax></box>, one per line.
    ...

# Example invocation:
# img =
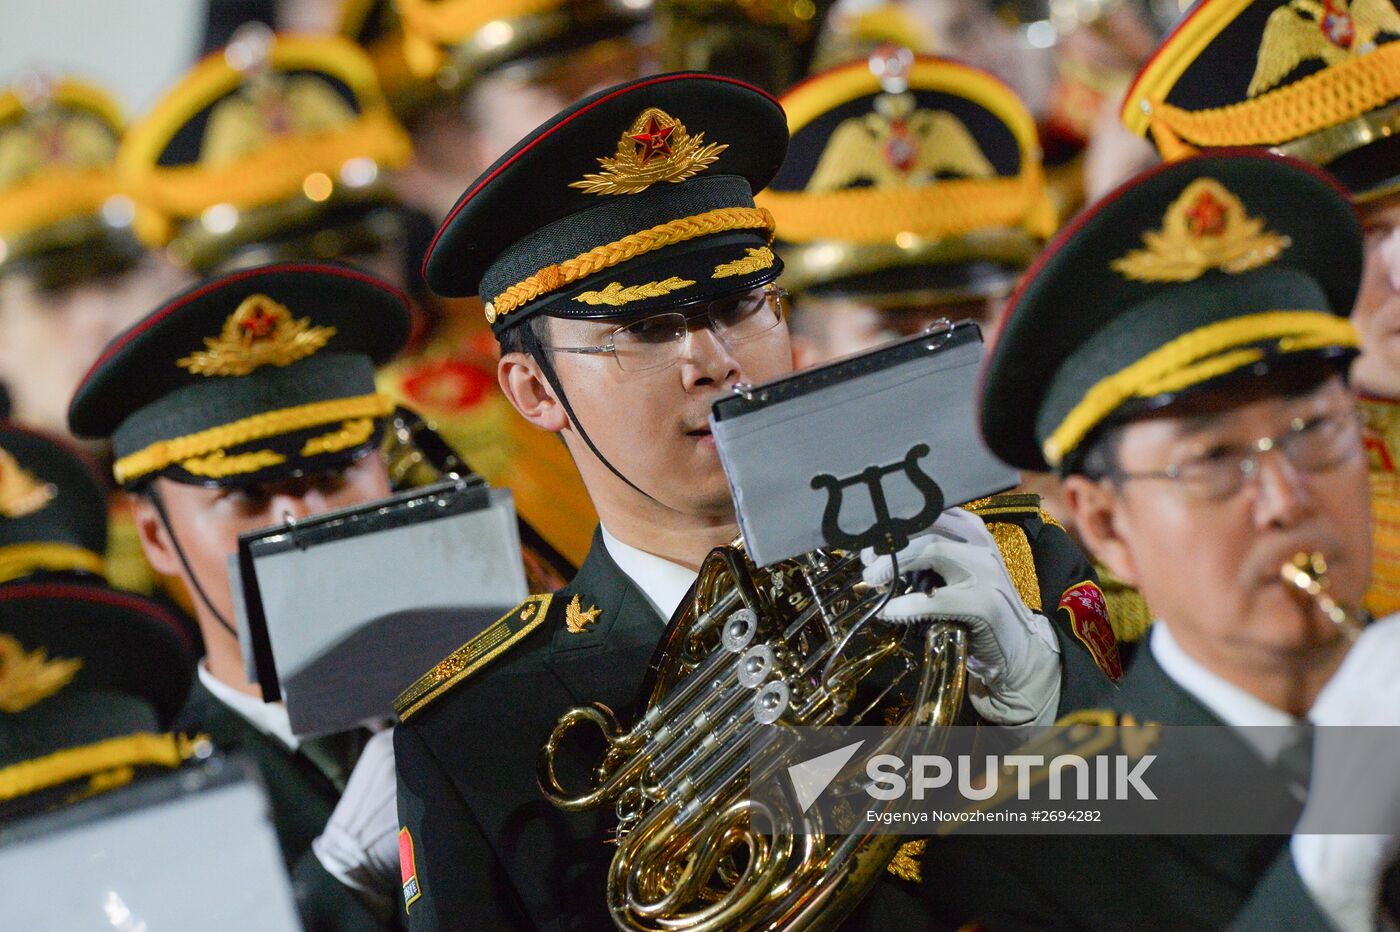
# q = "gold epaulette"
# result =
<box><xmin>394</xmin><ymin>594</ymin><xmax>553</xmax><ymax>722</ymax></box>
<box><xmin>962</xmin><ymin>491</ymin><xmax>1041</xmax><ymax>518</ymax></box>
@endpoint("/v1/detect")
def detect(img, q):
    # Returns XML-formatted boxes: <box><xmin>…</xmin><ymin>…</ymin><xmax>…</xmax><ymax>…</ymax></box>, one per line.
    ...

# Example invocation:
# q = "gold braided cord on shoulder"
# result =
<box><xmin>113</xmin><ymin>392</ymin><xmax>394</xmax><ymax>484</ymax></box>
<box><xmin>0</xmin><ymin>732</ymin><xmax>206</xmax><ymax>802</ymax></box>
<box><xmin>985</xmin><ymin>521</ymin><xmax>1043</xmax><ymax>612</ymax></box>
<box><xmin>487</xmin><ymin>207</ymin><xmax>774</xmax><ymax>324</ymax></box>
<box><xmin>1141</xmin><ymin>41</ymin><xmax>1400</xmax><ymax>158</ymax></box>
<box><xmin>1042</xmin><ymin>311</ymin><xmax>1358</xmax><ymax>466</ymax></box>
<box><xmin>0</xmin><ymin>543</ymin><xmax>106</xmax><ymax>585</ymax></box>
<box><xmin>755</xmin><ymin>172</ymin><xmax>1056</xmax><ymax>246</ymax></box>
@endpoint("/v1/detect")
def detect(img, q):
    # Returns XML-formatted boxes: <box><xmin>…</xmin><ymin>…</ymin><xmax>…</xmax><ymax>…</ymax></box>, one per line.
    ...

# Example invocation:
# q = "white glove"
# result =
<box><xmin>1291</xmin><ymin>614</ymin><xmax>1400</xmax><ymax>931</ymax></box>
<box><xmin>862</xmin><ymin>507</ymin><xmax>1061</xmax><ymax>727</ymax></box>
<box><xmin>313</xmin><ymin>727</ymin><xmax>401</xmax><ymax>917</ymax></box>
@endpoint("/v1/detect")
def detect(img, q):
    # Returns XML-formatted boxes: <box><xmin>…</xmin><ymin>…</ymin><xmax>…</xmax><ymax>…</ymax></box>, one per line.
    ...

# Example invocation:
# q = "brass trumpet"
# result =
<box><xmin>1280</xmin><ymin>551</ymin><xmax>1365</xmax><ymax>641</ymax></box>
<box><xmin>537</xmin><ymin>542</ymin><xmax>967</xmax><ymax>930</ymax></box>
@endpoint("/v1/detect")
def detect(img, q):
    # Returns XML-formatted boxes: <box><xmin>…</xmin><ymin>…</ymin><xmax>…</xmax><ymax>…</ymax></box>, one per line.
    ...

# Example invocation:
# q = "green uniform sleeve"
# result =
<box><xmin>393</xmin><ymin>721</ymin><xmax>530</xmax><ymax>931</ymax></box>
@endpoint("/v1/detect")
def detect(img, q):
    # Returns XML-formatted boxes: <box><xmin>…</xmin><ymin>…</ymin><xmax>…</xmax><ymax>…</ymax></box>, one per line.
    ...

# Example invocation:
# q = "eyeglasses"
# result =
<box><xmin>539</xmin><ymin>284</ymin><xmax>788</xmax><ymax>373</ymax></box>
<box><xmin>1109</xmin><ymin>408</ymin><xmax>1363</xmax><ymax>501</ymax></box>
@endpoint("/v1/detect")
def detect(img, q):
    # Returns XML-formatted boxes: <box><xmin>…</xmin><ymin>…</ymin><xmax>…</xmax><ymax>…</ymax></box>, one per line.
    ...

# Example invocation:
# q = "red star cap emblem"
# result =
<box><xmin>629</xmin><ymin>115</ymin><xmax>675</xmax><ymax>166</ymax></box>
<box><xmin>1185</xmin><ymin>191</ymin><xmax>1228</xmax><ymax>238</ymax></box>
<box><xmin>239</xmin><ymin>304</ymin><xmax>278</xmax><ymax>340</ymax></box>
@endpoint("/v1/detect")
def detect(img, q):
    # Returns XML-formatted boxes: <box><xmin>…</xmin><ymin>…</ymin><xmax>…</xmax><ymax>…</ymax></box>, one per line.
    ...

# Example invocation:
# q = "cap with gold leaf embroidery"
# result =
<box><xmin>0</xmin><ymin>73</ymin><xmax>143</xmax><ymax>286</ymax></box>
<box><xmin>118</xmin><ymin>26</ymin><xmax>413</xmax><ymax>272</ymax></box>
<box><xmin>0</xmin><ymin>424</ymin><xmax>108</xmax><ymax>585</ymax></box>
<box><xmin>981</xmin><ymin>150</ymin><xmax>1363</xmax><ymax>473</ymax></box>
<box><xmin>1122</xmin><ymin>0</ymin><xmax>1400</xmax><ymax>201</ymax></box>
<box><xmin>758</xmin><ymin>50</ymin><xmax>1058</xmax><ymax>304</ymax></box>
<box><xmin>68</xmin><ymin>262</ymin><xmax>410</xmax><ymax>489</ymax></box>
<box><xmin>424</xmin><ymin>72</ymin><xmax>789</xmax><ymax>332</ymax></box>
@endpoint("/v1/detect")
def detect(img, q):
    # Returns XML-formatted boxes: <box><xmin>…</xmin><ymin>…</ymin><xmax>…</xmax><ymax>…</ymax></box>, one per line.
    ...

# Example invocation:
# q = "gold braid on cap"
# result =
<box><xmin>1043</xmin><ymin>311</ymin><xmax>1359</xmax><ymax>466</ymax></box>
<box><xmin>113</xmin><ymin>392</ymin><xmax>394</xmax><ymax>484</ymax></box>
<box><xmin>485</xmin><ymin>206</ymin><xmax>774</xmax><ymax>324</ymax></box>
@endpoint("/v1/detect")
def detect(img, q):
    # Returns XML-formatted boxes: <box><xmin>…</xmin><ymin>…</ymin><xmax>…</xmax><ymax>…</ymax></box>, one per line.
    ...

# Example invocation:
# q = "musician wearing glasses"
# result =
<box><xmin>919</xmin><ymin>152</ymin><xmax>1400</xmax><ymax>929</ymax></box>
<box><xmin>390</xmin><ymin>73</ymin><xmax>1113</xmax><ymax>930</ymax></box>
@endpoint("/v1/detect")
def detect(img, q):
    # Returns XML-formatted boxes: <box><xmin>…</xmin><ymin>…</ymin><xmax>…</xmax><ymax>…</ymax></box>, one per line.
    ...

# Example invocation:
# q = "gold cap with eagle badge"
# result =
<box><xmin>758</xmin><ymin>48</ymin><xmax>1058</xmax><ymax>304</ymax></box>
<box><xmin>1122</xmin><ymin>0</ymin><xmax>1400</xmax><ymax>202</ymax></box>
<box><xmin>422</xmin><ymin>71</ymin><xmax>790</xmax><ymax>333</ymax></box>
<box><xmin>0</xmin><ymin>73</ymin><xmax>143</xmax><ymax>286</ymax></box>
<box><xmin>117</xmin><ymin>26</ymin><xmax>412</xmax><ymax>272</ymax></box>
<box><xmin>981</xmin><ymin>150</ymin><xmax>1363</xmax><ymax>473</ymax></box>
<box><xmin>67</xmin><ymin>262</ymin><xmax>410</xmax><ymax>489</ymax></box>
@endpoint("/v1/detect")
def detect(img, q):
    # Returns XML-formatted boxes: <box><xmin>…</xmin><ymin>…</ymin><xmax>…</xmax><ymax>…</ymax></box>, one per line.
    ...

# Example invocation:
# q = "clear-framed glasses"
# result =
<box><xmin>539</xmin><ymin>284</ymin><xmax>788</xmax><ymax>373</ymax></box>
<box><xmin>1109</xmin><ymin>407</ymin><xmax>1364</xmax><ymax>501</ymax></box>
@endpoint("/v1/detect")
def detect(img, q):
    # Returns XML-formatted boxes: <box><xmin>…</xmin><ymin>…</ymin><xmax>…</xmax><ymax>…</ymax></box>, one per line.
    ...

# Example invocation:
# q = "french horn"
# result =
<box><xmin>538</xmin><ymin>541</ymin><xmax>967</xmax><ymax>930</ymax></box>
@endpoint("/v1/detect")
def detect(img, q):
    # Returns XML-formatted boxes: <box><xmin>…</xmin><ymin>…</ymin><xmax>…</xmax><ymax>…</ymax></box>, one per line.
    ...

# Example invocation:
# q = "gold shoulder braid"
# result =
<box><xmin>395</xmin><ymin>594</ymin><xmax>552</xmax><ymax>721</ymax></box>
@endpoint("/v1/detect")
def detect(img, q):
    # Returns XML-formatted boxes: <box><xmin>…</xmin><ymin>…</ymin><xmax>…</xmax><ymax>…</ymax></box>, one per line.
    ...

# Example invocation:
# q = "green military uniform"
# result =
<box><xmin>68</xmin><ymin>262</ymin><xmax>412</xmax><ymax>931</ymax></box>
<box><xmin>916</xmin><ymin>645</ymin><xmax>1335</xmax><ymax>930</ymax></box>
<box><xmin>395</xmin><ymin>532</ymin><xmax>657</xmax><ymax>928</ymax></box>
<box><xmin>393</xmin><ymin>68</ymin><xmax>1130</xmax><ymax>928</ymax></box>
<box><xmin>922</xmin><ymin>147</ymin><xmax>1374</xmax><ymax>927</ymax></box>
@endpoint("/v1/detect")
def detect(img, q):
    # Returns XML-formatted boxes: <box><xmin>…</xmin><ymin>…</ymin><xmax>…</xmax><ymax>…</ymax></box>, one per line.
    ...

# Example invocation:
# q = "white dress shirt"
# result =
<box><xmin>599</xmin><ymin>524</ymin><xmax>699</xmax><ymax>623</ymax></box>
<box><xmin>197</xmin><ymin>661</ymin><xmax>300</xmax><ymax>751</ymax></box>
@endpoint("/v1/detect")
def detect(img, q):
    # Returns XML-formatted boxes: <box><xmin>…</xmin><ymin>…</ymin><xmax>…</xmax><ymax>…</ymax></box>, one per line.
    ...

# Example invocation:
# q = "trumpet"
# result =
<box><xmin>537</xmin><ymin>542</ymin><xmax>967</xmax><ymax>930</ymax></box>
<box><xmin>1280</xmin><ymin>551</ymin><xmax>1365</xmax><ymax>641</ymax></box>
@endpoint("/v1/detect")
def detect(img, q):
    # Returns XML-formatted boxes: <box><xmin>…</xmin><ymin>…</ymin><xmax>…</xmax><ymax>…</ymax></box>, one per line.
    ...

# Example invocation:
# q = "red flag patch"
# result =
<box><xmin>399</xmin><ymin>827</ymin><xmax>422</xmax><ymax>912</ymax></box>
<box><xmin>1059</xmin><ymin>580</ymin><xmax>1123</xmax><ymax>681</ymax></box>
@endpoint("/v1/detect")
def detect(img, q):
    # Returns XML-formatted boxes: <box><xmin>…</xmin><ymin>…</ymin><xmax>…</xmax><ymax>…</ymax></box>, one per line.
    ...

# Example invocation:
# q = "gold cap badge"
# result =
<box><xmin>177</xmin><ymin>294</ymin><xmax>337</xmax><ymax>377</ymax></box>
<box><xmin>1111</xmin><ymin>179</ymin><xmax>1292</xmax><ymax>283</ymax></box>
<box><xmin>0</xmin><ymin>448</ymin><xmax>55</xmax><ymax>518</ymax></box>
<box><xmin>570</xmin><ymin>108</ymin><xmax>728</xmax><ymax>196</ymax></box>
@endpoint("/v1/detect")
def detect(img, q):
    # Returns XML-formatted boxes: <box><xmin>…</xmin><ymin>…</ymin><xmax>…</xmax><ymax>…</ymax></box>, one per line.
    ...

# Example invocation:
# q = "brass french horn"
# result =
<box><xmin>538</xmin><ymin>542</ymin><xmax>967</xmax><ymax>930</ymax></box>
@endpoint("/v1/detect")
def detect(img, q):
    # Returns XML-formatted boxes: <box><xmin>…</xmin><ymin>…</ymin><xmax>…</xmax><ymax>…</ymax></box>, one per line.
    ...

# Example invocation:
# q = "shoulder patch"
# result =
<box><xmin>1058</xmin><ymin>580</ymin><xmax>1123</xmax><ymax>681</ymax></box>
<box><xmin>394</xmin><ymin>594</ymin><xmax>553</xmax><ymax>721</ymax></box>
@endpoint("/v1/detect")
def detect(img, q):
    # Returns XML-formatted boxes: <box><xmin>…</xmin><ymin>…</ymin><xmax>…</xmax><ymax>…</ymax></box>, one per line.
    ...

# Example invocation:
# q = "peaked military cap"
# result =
<box><xmin>0</xmin><ymin>74</ymin><xmax>143</xmax><ymax>286</ymax></box>
<box><xmin>424</xmin><ymin>72</ymin><xmax>790</xmax><ymax>332</ymax></box>
<box><xmin>68</xmin><ymin>262</ymin><xmax>410</xmax><ymax>489</ymax></box>
<box><xmin>118</xmin><ymin>27</ymin><xmax>412</xmax><ymax>271</ymax></box>
<box><xmin>1122</xmin><ymin>0</ymin><xmax>1400</xmax><ymax>201</ymax></box>
<box><xmin>396</xmin><ymin>0</ymin><xmax>651</xmax><ymax>93</ymax></box>
<box><xmin>0</xmin><ymin>424</ymin><xmax>108</xmax><ymax>585</ymax></box>
<box><xmin>982</xmin><ymin>150</ymin><xmax>1363</xmax><ymax>473</ymax></box>
<box><xmin>759</xmin><ymin>49</ymin><xmax>1057</xmax><ymax>304</ymax></box>
<box><xmin>0</xmin><ymin>580</ymin><xmax>197</xmax><ymax>729</ymax></box>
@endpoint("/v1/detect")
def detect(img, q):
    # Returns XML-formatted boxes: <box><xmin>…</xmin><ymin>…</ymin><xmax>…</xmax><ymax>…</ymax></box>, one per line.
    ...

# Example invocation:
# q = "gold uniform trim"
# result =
<box><xmin>485</xmin><ymin>206</ymin><xmax>774</xmax><ymax>324</ymax></box>
<box><xmin>113</xmin><ymin>392</ymin><xmax>395</xmax><ymax>484</ymax></box>
<box><xmin>0</xmin><ymin>732</ymin><xmax>206</xmax><ymax>803</ymax></box>
<box><xmin>395</xmin><ymin>594</ymin><xmax>553</xmax><ymax>721</ymax></box>
<box><xmin>1043</xmin><ymin>311</ymin><xmax>1359</xmax><ymax>466</ymax></box>
<box><xmin>0</xmin><ymin>543</ymin><xmax>106</xmax><ymax>586</ymax></box>
<box><xmin>713</xmin><ymin>246</ymin><xmax>775</xmax><ymax>280</ymax></box>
